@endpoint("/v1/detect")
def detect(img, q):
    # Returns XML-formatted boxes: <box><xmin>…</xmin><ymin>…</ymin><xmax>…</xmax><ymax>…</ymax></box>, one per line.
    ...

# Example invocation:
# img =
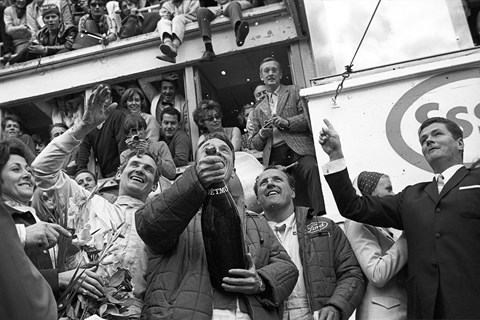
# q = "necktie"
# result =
<box><xmin>162</xmin><ymin>101</ymin><xmax>174</xmax><ymax>107</ymax></box>
<box><xmin>437</xmin><ymin>174</ymin><xmax>445</xmax><ymax>193</ymax></box>
<box><xmin>274</xmin><ymin>224</ymin><xmax>286</xmax><ymax>243</ymax></box>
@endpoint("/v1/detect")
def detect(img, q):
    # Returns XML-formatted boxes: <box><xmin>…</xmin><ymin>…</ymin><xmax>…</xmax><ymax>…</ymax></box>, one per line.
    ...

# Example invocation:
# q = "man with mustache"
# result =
<box><xmin>250</xmin><ymin>57</ymin><xmax>325</xmax><ymax>216</ymax></box>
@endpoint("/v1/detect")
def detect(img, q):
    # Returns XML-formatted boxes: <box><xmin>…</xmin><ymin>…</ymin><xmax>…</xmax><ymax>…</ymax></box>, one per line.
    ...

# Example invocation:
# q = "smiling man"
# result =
<box><xmin>32</xmin><ymin>84</ymin><xmax>160</xmax><ymax>304</ymax></box>
<box><xmin>319</xmin><ymin>117</ymin><xmax>480</xmax><ymax>319</ymax></box>
<box><xmin>159</xmin><ymin>107</ymin><xmax>192</xmax><ymax>167</ymax></box>
<box><xmin>136</xmin><ymin>132</ymin><xmax>298</xmax><ymax>320</ymax></box>
<box><xmin>255</xmin><ymin>166</ymin><xmax>365</xmax><ymax>320</ymax></box>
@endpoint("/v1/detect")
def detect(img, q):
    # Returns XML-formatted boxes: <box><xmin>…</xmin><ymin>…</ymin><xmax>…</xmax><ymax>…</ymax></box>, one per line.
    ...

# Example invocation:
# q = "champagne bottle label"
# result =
<box><xmin>207</xmin><ymin>186</ymin><xmax>229</xmax><ymax>196</ymax></box>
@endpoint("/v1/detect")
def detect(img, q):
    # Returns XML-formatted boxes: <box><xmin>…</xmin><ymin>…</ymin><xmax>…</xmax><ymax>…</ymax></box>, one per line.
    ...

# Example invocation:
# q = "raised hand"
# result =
<box><xmin>59</xmin><ymin>267</ymin><xmax>105</xmax><ymax>300</ymax></box>
<box><xmin>196</xmin><ymin>153</ymin><xmax>227</xmax><ymax>188</ymax></box>
<box><xmin>83</xmin><ymin>84</ymin><xmax>117</xmax><ymax>128</ymax></box>
<box><xmin>222</xmin><ymin>253</ymin><xmax>265</xmax><ymax>295</ymax></box>
<box><xmin>25</xmin><ymin>222</ymin><xmax>71</xmax><ymax>250</ymax></box>
<box><xmin>318</xmin><ymin>119</ymin><xmax>343</xmax><ymax>161</ymax></box>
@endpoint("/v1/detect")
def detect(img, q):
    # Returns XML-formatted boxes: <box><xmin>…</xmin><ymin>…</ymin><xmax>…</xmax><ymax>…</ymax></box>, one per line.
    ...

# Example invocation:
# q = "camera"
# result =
<box><xmin>132</xmin><ymin>135</ymin><xmax>140</xmax><ymax>141</ymax></box>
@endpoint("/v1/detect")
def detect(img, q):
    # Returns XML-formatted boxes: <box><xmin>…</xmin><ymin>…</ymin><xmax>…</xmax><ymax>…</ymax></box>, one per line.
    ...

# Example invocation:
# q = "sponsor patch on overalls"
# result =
<box><xmin>306</xmin><ymin>221</ymin><xmax>328</xmax><ymax>235</ymax></box>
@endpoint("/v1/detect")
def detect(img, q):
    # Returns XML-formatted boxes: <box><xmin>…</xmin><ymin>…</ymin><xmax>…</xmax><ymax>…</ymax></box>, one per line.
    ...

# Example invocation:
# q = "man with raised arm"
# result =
<box><xmin>33</xmin><ymin>84</ymin><xmax>161</xmax><ymax>305</ymax></box>
<box><xmin>136</xmin><ymin>132</ymin><xmax>298</xmax><ymax>320</ymax></box>
<box><xmin>319</xmin><ymin>117</ymin><xmax>480</xmax><ymax>319</ymax></box>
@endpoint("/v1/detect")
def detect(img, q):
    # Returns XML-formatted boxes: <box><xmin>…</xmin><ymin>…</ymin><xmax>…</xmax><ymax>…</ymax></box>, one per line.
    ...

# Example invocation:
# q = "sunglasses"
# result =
<box><xmin>90</xmin><ymin>2</ymin><xmax>105</xmax><ymax>7</ymax></box>
<box><xmin>203</xmin><ymin>113</ymin><xmax>222</xmax><ymax>122</ymax></box>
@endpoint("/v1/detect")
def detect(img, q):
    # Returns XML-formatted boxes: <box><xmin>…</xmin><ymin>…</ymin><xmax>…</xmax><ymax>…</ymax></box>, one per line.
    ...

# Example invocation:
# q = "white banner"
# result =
<box><xmin>303</xmin><ymin>62</ymin><xmax>480</xmax><ymax>222</ymax></box>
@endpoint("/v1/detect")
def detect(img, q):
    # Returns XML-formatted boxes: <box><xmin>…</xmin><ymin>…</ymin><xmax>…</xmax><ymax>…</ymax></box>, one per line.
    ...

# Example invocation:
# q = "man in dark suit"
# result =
<box><xmin>319</xmin><ymin>116</ymin><xmax>480</xmax><ymax>319</ymax></box>
<box><xmin>250</xmin><ymin>57</ymin><xmax>325</xmax><ymax>215</ymax></box>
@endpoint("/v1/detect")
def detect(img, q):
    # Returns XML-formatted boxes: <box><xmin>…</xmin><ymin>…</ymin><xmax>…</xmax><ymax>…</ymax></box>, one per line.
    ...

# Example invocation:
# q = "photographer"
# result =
<box><xmin>28</xmin><ymin>4</ymin><xmax>77</xmax><ymax>57</ymax></box>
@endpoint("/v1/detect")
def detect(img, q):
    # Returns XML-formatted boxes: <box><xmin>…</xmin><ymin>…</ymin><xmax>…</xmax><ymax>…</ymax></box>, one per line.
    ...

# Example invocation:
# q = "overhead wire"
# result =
<box><xmin>332</xmin><ymin>0</ymin><xmax>382</xmax><ymax>105</ymax></box>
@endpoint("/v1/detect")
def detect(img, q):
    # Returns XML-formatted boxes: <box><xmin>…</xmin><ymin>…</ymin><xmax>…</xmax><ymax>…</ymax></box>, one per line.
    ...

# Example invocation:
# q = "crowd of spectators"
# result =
<box><xmin>1</xmin><ymin>0</ymin><xmax>282</xmax><ymax>66</ymax></box>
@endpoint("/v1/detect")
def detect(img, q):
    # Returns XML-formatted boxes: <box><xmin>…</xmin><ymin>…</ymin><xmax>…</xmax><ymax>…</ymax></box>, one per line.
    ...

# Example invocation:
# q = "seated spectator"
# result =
<box><xmin>256</xmin><ymin>166</ymin><xmax>366</xmax><ymax>320</ymax></box>
<box><xmin>138</xmin><ymin>72</ymin><xmax>189</xmax><ymax>135</ymax></box>
<box><xmin>76</xmin><ymin>84</ymin><xmax>128</xmax><ymax>178</ymax></box>
<box><xmin>0</xmin><ymin>1</ymin><xmax>14</xmax><ymax>65</ymax></box>
<box><xmin>28</xmin><ymin>4</ymin><xmax>78</xmax><ymax>57</ymax></box>
<box><xmin>26</xmin><ymin>0</ymin><xmax>73</xmax><ymax>34</ymax></box>
<box><xmin>4</xmin><ymin>0</ymin><xmax>35</xmax><ymax>63</ymax></box>
<box><xmin>77</xmin><ymin>0</ymin><xmax>117</xmax><ymax>45</ymax></box>
<box><xmin>31</xmin><ymin>132</ymin><xmax>48</xmax><ymax>156</ymax></box>
<box><xmin>120</xmin><ymin>113</ymin><xmax>176</xmax><ymax>180</ymax></box>
<box><xmin>1</xmin><ymin>114</ymin><xmax>35</xmax><ymax>153</ymax></box>
<box><xmin>121</xmin><ymin>87</ymin><xmax>160</xmax><ymax>141</ymax></box>
<box><xmin>197</xmin><ymin>0</ymin><xmax>251</xmax><ymax>62</ymax></box>
<box><xmin>344</xmin><ymin>171</ymin><xmax>408</xmax><ymax>320</ymax></box>
<box><xmin>135</xmin><ymin>132</ymin><xmax>299</xmax><ymax>319</ymax></box>
<box><xmin>117</xmin><ymin>0</ymin><xmax>161</xmax><ymax>38</ymax></box>
<box><xmin>194</xmin><ymin>100</ymin><xmax>242</xmax><ymax>151</ymax></box>
<box><xmin>159</xmin><ymin>106</ymin><xmax>191</xmax><ymax>167</ymax></box>
<box><xmin>155</xmin><ymin>0</ymin><xmax>198</xmax><ymax>63</ymax></box>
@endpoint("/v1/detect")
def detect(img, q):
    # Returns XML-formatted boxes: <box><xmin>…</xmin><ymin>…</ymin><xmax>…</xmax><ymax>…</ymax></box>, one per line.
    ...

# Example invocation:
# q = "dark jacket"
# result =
<box><xmin>136</xmin><ymin>166</ymin><xmax>299</xmax><ymax>320</ymax></box>
<box><xmin>0</xmin><ymin>202</ymin><xmax>57</xmax><ymax>320</ymax></box>
<box><xmin>8</xmin><ymin>204</ymin><xmax>60</xmax><ymax>296</ymax></box>
<box><xmin>76</xmin><ymin>108</ymin><xmax>128</xmax><ymax>177</ymax></box>
<box><xmin>36</xmin><ymin>23</ymin><xmax>78</xmax><ymax>56</ymax></box>
<box><xmin>325</xmin><ymin>166</ymin><xmax>480</xmax><ymax>319</ymax></box>
<box><xmin>294</xmin><ymin>207</ymin><xmax>365</xmax><ymax>320</ymax></box>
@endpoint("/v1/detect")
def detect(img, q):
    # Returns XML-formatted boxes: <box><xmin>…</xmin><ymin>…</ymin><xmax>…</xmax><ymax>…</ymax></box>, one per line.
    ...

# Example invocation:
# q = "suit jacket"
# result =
<box><xmin>325</xmin><ymin>166</ymin><xmax>480</xmax><ymax>319</ymax></box>
<box><xmin>250</xmin><ymin>84</ymin><xmax>315</xmax><ymax>165</ymax></box>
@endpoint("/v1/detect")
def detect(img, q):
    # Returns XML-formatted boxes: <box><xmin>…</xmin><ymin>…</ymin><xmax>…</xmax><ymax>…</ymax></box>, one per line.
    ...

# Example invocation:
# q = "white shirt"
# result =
<box><xmin>32</xmin><ymin>129</ymin><xmax>148</xmax><ymax>301</ymax></box>
<box><xmin>267</xmin><ymin>212</ymin><xmax>308</xmax><ymax>309</ymax></box>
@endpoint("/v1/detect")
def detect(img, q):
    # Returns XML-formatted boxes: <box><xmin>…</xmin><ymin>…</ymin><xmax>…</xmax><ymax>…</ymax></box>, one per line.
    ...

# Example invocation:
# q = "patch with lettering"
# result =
<box><xmin>306</xmin><ymin>221</ymin><xmax>328</xmax><ymax>235</ymax></box>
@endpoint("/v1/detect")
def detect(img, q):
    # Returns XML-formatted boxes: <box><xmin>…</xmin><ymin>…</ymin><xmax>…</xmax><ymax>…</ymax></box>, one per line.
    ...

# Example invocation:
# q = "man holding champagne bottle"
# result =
<box><xmin>136</xmin><ymin>132</ymin><xmax>298</xmax><ymax>320</ymax></box>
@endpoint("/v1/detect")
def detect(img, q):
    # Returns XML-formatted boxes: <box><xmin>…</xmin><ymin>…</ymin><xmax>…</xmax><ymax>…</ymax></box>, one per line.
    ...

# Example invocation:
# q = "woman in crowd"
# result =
<box><xmin>344</xmin><ymin>171</ymin><xmax>408</xmax><ymax>320</ymax></box>
<box><xmin>78</xmin><ymin>0</ymin><xmax>117</xmax><ymax>45</ymax></box>
<box><xmin>194</xmin><ymin>99</ymin><xmax>242</xmax><ymax>151</ymax></box>
<box><xmin>0</xmin><ymin>137</ymin><xmax>104</xmax><ymax>299</ymax></box>
<box><xmin>3</xmin><ymin>0</ymin><xmax>35</xmax><ymax>63</ymax></box>
<box><xmin>121</xmin><ymin>87</ymin><xmax>160</xmax><ymax>141</ymax></box>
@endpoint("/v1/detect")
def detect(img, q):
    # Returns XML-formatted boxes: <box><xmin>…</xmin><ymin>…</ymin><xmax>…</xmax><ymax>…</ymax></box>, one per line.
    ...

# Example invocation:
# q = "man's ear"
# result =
<box><xmin>457</xmin><ymin>138</ymin><xmax>464</xmax><ymax>151</ymax></box>
<box><xmin>115</xmin><ymin>170</ymin><xmax>122</xmax><ymax>181</ymax></box>
<box><xmin>292</xmin><ymin>188</ymin><xmax>295</xmax><ymax>199</ymax></box>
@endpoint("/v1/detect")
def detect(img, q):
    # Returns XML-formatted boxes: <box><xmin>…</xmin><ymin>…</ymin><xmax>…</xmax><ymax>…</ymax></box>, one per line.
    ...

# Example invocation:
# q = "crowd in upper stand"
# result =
<box><xmin>0</xmin><ymin>0</ymin><xmax>282</xmax><ymax>66</ymax></box>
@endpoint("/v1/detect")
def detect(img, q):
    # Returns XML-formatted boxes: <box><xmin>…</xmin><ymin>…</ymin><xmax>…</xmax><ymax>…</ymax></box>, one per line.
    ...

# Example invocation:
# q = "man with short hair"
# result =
<box><xmin>26</xmin><ymin>0</ymin><xmax>73</xmax><ymax>34</ymax></box>
<box><xmin>1</xmin><ymin>114</ymin><xmax>35</xmax><ymax>152</ymax></box>
<box><xmin>159</xmin><ymin>106</ymin><xmax>192</xmax><ymax>167</ymax></box>
<box><xmin>138</xmin><ymin>72</ymin><xmax>189</xmax><ymax>134</ymax></box>
<box><xmin>251</xmin><ymin>57</ymin><xmax>325</xmax><ymax>215</ymax></box>
<box><xmin>33</xmin><ymin>84</ymin><xmax>160</xmax><ymax>302</ymax></box>
<box><xmin>136</xmin><ymin>132</ymin><xmax>299</xmax><ymax>319</ymax></box>
<box><xmin>319</xmin><ymin>117</ymin><xmax>480</xmax><ymax>319</ymax></box>
<box><xmin>255</xmin><ymin>166</ymin><xmax>365</xmax><ymax>320</ymax></box>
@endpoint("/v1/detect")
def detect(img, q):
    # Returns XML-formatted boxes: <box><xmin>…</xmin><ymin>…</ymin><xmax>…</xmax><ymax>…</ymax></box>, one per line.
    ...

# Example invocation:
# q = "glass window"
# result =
<box><xmin>305</xmin><ymin>0</ymin><xmax>473</xmax><ymax>76</ymax></box>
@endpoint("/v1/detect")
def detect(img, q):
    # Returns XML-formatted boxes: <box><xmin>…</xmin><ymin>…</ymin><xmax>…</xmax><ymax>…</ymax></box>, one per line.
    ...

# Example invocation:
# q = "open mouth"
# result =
<box><xmin>130</xmin><ymin>176</ymin><xmax>145</xmax><ymax>183</ymax></box>
<box><xmin>267</xmin><ymin>190</ymin><xmax>280</xmax><ymax>196</ymax></box>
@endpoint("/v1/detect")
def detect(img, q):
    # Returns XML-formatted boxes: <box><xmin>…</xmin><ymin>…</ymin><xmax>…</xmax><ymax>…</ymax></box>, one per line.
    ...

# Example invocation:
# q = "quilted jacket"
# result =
<box><xmin>295</xmin><ymin>207</ymin><xmax>366</xmax><ymax>320</ymax></box>
<box><xmin>136</xmin><ymin>166</ymin><xmax>299</xmax><ymax>320</ymax></box>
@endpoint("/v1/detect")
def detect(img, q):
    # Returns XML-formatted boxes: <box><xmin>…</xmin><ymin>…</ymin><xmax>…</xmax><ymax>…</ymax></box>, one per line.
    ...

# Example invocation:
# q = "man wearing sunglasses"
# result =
<box><xmin>77</xmin><ymin>0</ymin><xmax>117</xmax><ymax>45</ymax></box>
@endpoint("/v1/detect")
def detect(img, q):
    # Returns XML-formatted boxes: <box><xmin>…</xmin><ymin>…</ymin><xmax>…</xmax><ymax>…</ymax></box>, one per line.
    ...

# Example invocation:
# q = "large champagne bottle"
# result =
<box><xmin>201</xmin><ymin>145</ymin><xmax>247</xmax><ymax>291</ymax></box>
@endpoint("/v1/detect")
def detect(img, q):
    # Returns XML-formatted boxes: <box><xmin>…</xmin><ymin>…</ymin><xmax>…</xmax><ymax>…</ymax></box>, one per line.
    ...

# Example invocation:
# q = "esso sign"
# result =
<box><xmin>386</xmin><ymin>68</ymin><xmax>480</xmax><ymax>172</ymax></box>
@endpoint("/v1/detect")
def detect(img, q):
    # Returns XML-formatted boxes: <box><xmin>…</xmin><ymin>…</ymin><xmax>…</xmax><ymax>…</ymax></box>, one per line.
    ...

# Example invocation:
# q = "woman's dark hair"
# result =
<box><xmin>193</xmin><ymin>100</ymin><xmax>222</xmax><ymax>134</ymax></box>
